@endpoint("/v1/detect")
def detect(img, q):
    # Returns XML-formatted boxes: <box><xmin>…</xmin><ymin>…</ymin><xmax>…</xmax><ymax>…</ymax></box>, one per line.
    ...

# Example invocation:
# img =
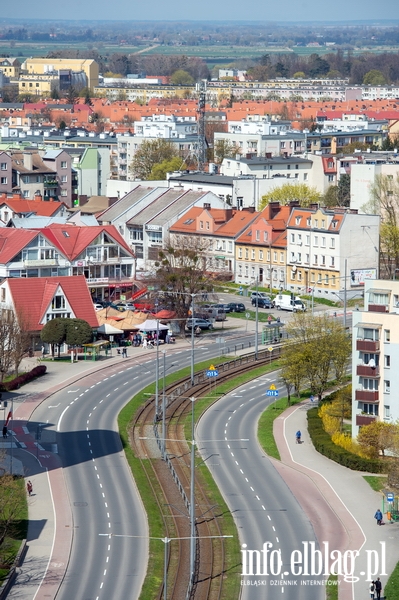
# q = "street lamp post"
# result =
<box><xmin>154</xmin><ymin>299</ymin><xmax>160</xmax><ymax>421</ymax></box>
<box><xmin>255</xmin><ymin>277</ymin><xmax>259</xmax><ymax>360</ymax></box>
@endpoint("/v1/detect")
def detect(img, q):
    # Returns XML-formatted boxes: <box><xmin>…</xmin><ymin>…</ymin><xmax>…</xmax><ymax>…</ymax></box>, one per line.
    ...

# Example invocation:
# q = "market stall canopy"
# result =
<box><xmin>139</xmin><ymin>319</ymin><xmax>169</xmax><ymax>332</ymax></box>
<box><xmin>97</xmin><ymin>323</ymin><xmax>123</xmax><ymax>335</ymax></box>
<box><xmin>154</xmin><ymin>309</ymin><xmax>177</xmax><ymax>320</ymax></box>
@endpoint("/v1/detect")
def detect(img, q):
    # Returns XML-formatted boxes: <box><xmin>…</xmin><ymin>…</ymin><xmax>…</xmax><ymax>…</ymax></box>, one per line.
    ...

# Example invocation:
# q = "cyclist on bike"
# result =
<box><xmin>296</xmin><ymin>430</ymin><xmax>301</xmax><ymax>444</ymax></box>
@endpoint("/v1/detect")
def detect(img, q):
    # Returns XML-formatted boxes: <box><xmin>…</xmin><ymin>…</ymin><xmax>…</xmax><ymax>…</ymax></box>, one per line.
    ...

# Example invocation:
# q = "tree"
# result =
<box><xmin>363</xmin><ymin>70</ymin><xmax>387</xmax><ymax>85</ymax></box>
<box><xmin>130</xmin><ymin>139</ymin><xmax>179</xmax><ymax>181</ymax></box>
<box><xmin>83</xmin><ymin>90</ymin><xmax>93</xmax><ymax>106</ymax></box>
<box><xmin>337</xmin><ymin>174</ymin><xmax>351</xmax><ymax>207</ymax></box>
<box><xmin>259</xmin><ymin>183</ymin><xmax>321</xmax><ymax>210</ymax></box>
<box><xmin>213</xmin><ymin>139</ymin><xmax>241</xmax><ymax>164</ymax></box>
<box><xmin>41</xmin><ymin>318</ymin><xmax>92</xmax><ymax>358</ymax></box>
<box><xmin>149</xmin><ymin>156</ymin><xmax>184</xmax><ymax>180</ymax></box>
<box><xmin>51</xmin><ymin>86</ymin><xmax>60</xmax><ymax>100</ymax></box>
<box><xmin>363</xmin><ymin>173</ymin><xmax>399</xmax><ymax>278</ymax></box>
<box><xmin>321</xmin><ymin>386</ymin><xmax>352</xmax><ymax>433</ymax></box>
<box><xmin>322</xmin><ymin>185</ymin><xmax>338</xmax><ymax>207</ymax></box>
<box><xmin>170</xmin><ymin>69</ymin><xmax>194</xmax><ymax>85</ymax></box>
<box><xmin>357</xmin><ymin>421</ymin><xmax>398</xmax><ymax>459</ymax></box>
<box><xmin>149</xmin><ymin>235</ymin><xmax>215</xmax><ymax>322</ymax></box>
<box><xmin>0</xmin><ymin>308</ymin><xmax>31</xmax><ymax>380</ymax></box>
<box><xmin>65</xmin><ymin>85</ymin><xmax>79</xmax><ymax>106</ymax></box>
<box><xmin>281</xmin><ymin>312</ymin><xmax>351</xmax><ymax>402</ymax></box>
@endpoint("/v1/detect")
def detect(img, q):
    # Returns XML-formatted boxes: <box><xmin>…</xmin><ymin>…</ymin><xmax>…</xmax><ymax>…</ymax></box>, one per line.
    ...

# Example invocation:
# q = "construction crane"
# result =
<box><xmin>196</xmin><ymin>80</ymin><xmax>207</xmax><ymax>171</ymax></box>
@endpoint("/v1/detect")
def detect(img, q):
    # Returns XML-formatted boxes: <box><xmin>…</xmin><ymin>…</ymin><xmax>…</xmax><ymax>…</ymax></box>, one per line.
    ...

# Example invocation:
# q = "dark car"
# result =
<box><xmin>211</xmin><ymin>303</ymin><xmax>232</xmax><ymax>313</ymax></box>
<box><xmin>227</xmin><ymin>302</ymin><xmax>246</xmax><ymax>313</ymax></box>
<box><xmin>251</xmin><ymin>297</ymin><xmax>273</xmax><ymax>309</ymax></box>
<box><xmin>186</xmin><ymin>318</ymin><xmax>213</xmax><ymax>330</ymax></box>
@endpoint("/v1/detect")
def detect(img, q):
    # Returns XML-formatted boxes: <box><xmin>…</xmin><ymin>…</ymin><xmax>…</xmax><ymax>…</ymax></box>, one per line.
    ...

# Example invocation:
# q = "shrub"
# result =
<box><xmin>307</xmin><ymin>408</ymin><xmax>387</xmax><ymax>473</ymax></box>
<box><xmin>2</xmin><ymin>365</ymin><xmax>47</xmax><ymax>391</ymax></box>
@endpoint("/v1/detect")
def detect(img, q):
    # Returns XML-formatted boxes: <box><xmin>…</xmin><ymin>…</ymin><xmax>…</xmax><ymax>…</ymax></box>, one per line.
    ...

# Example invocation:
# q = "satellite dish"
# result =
<box><xmin>292</xmin><ymin>266</ymin><xmax>297</xmax><ymax>273</ymax></box>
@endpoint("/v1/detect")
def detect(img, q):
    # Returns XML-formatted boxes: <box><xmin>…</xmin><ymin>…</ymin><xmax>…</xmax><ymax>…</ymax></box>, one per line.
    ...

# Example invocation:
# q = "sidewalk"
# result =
<box><xmin>0</xmin><ymin>325</ymin><xmax>260</xmax><ymax>600</ymax></box>
<box><xmin>273</xmin><ymin>399</ymin><xmax>399</xmax><ymax>600</ymax></box>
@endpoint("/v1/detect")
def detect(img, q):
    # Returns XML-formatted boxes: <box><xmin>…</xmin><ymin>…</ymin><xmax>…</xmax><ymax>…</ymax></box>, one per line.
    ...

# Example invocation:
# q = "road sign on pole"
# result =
<box><xmin>206</xmin><ymin>364</ymin><xmax>219</xmax><ymax>378</ymax></box>
<box><xmin>266</xmin><ymin>384</ymin><xmax>279</xmax><ymax>397</ymax></box>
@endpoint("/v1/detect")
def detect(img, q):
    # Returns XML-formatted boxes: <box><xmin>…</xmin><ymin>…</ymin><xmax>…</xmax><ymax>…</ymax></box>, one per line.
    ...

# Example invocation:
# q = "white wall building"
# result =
<box><xmin>350</xmin><ymin>161</ymin><xmax>399</xmax><ymax>213</ymax></box>
<box><xmin>352</xmin><ymin>279</ymin><xmax>399</xmax><ymax>437</ymax></box>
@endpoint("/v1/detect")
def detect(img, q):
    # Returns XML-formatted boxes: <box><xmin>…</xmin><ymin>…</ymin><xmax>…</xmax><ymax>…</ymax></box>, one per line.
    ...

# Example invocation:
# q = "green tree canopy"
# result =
<box><xmin>363</xmin><ymin>70</ymin><xmax>387</xmax><ymax>86</ymax></box>
<box><xmin>130</xmin><ymin>139</ymin><xmax>179</xmax><ymax>180</ymax></box>
<box><xmin>281</xmin><ymin>312</ymin><xmax>351</xmax><ymax>401</ymax></box>
<box><xmin>170</xmin><ymin>69</ymin><xmax>194</xmax><ymax>85</ymax></box>
<box><xmin>213</xmin><ymin>139</ymin><xmax>241</xmax><ymax>164</ymax></box>
<box><xmin>259</xmin><ymin>183</ymin><xmax>321</xmax><ymax>210</ymax></box>
<box><xmin>41</xmin><ymin>318</ymin><xmax>92</xmax><ymax>356</ymax></box>
<box><xmin>149</xmin><ymin>156</ymin><xmax>184</xmax><ymax>180</ymax></box>
<box><xmin>357</xmin><ymin>421</ymin><xmax>398</xmax><ymax>458</ymax></box>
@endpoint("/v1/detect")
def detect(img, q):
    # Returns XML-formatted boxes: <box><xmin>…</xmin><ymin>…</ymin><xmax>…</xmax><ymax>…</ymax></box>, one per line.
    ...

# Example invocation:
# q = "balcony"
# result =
<box><xmin>356</xmin><ymin>414</ymin><xmax>376</xmax><ymax>426</ymax></box>
<box><xmin>355</xmin><ymin>389</ymin><xmax>379</xmax><ymax>402</ymax></box>
<box><xmin>368</xmin><ymin>304</ymin><xmax>388</xmax><ymax>313</ymax></box>
<box><xmin>356</xmin><ymin>339</ymin><xmax>380</xmax><ymax>352</ymax></box>
<box><xmin>44</xmin><ymin>180</ymin><xmax>58</xmax><ymax>188</ymax></box>
<box><xmin>356</xmin><ymin>365</ymin><xmax>380</xmax><ymax>377</ymax></box>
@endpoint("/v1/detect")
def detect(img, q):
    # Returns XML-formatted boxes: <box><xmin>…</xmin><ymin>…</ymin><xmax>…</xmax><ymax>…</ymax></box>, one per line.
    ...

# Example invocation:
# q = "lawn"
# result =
<box><xmin>0</xmin><ymin>477</ymin><xmax>28</xmax><ymax>586</ymax></box>
<box><xmin>384</xmin><ymin>561</ymin><xmax>399</xmax><ymax>599</ymax></box>
<box><xmin>362</xmin><ymin>475</ymin><xmax>388</xmax><ymax>493</ymax></box>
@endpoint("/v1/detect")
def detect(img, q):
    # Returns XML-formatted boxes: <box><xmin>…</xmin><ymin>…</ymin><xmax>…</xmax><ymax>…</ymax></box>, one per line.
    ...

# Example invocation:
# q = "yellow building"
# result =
<box><xmin>0</xmin><ymin>58</ymin><xmax>21</xmax><ymax>78</ymax></box>
<box><xmin>19</xmin><ymin>73</ymin><xmax>59</xmax><ymax>96</ymax></box>
<box><xmin>22</xmin><ymin>58</ymin><xmax>99</xmax><ymax>89</ymax></box>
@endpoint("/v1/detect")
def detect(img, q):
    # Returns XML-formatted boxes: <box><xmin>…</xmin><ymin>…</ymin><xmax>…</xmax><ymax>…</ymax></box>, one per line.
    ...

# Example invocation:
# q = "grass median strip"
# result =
<box><xmin>119</xmin><ymin>356</ymin><xmax>280</xmax><ymax>600</ymax></box>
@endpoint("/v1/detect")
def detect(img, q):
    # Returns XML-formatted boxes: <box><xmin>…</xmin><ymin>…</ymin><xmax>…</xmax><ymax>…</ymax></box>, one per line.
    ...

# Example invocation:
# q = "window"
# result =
<box><xmin>314</xmin><ymin>254</ymin><xmax>318</xmax><ymax>265</ymax></box>
<box><xmin>384</xmin><ymin>329</ymin><xmax>390</xmax><ymax>342</ymax></box>
<box><xmin>384</xmin><ymin>380</ymin><xmax>391</xmax><ymax>393</ymax></box>
<box><xmin>238</xmin><ymin>248</ymin><xmax>242</xmax><ymax>259</ymax></box>
<box><xmin>291</xmin><ymin>233</ymin><xmax>295</xmax><ymax>243</ymax></box>
<box><xmin>61</xmin><ymin>161</ymin><xmax>67</xmax><ymax>168</ymax></box>
<box><xmin>297</xmin><ymin>253</ymin><xmax>302</xmax><ymax>262</ymax></box>
<box><xmin>1</xmin><ymin>288</ymin><xmax>5</xmax><ymax>302</ymax></box>
<box><xmin>325</xmin><ymin>275</ymin><xmax>329</xmax><ymax>285</ymax></box>
<box><xmin>228</xmin><ymin>241</ymin><xmax>232</xmax><ymax>253</ymax></box>
<box><xmin>304</xmin><ymin>173</ymin><xmax>308</xmax><ymax>181</ymax></box>
<box><xmin>256</xmin><ymin>230</ymin><xmax>260</xmax><ymax>241</ymax></box>
<box><xmin>321</xmin><ymin>255</ymin><xmax>325</xmax><ymax>266</ymax></box>
<box><xmin>263</xmin><ymin>231</ymin><xmax>268</xmax><ymax>242</ymax></box>
<box><xmin>0</xmin><ymin>177</ymin><xmax>6</xmax><ymax>184</ymax></box>
<box><xmin>259</xmin><ymin>250</ymin><xmax>263</xmax><ymax>260</ymax></box>
<box><xmin>307</xmin><ymin>218</ymin><xmax>311</xmax><ymax>226</ymax></box>
<box><xmin>251</xmin><ymin>249</ymin><xmax>255</xmax><ymax>260</ymax></box>
<box><xmin>305</xmin><ymin>254</ymin><xmax>310</xmax><ymax>264</ymax></box>
<box><xmin>306</xmin><ymin>235</ymin><xmax>310</xmax><ymax>246</ymax></box>
<box><xmin>206</xmin><ymin>221</ymin><xmax>210</xmax><ymax>230</ymax></box>
<box><xmin>199</xmin><ymin>221</ymin><xmax>203</xmax><ymax>229</ymax></box>
<box><xmin>330</xmin><ymin>238</ymin><xmax>335</xmax><ymax>248</ymax></box>
<box><xmin>310</xmin><ymin>272</ymin><xmax>315</xmax><ymax>283</ymax></box>
<box><xmin>314</xmin><ymin>219</ymin><xmax>318</xmax><ymax>228</ymax></box>
<box><xmin>267</xmin><ymin>250</ymin><xmax>270</xmax><ymax>261</ymax></box>
<box><xmin>148</xmin><ymin>231</ymin><xmax>162</xmax><ymax>243</ymax></box>
<box><xmin>52</xmin><ymin>295</ymin><xmax>66</xmax><ymax>310</ymax></box>
<box><xmin>273</xmin><ymin>251</ymin><xmax>277</xmax><ymax>262</ymax></box>
<box><xmin>370</xmin><ymin>292</ymin><xmax>388</xmax><ymax>305</ymax></box>
<box><xmin>0</xmin><ymin>163</ymin><xmax>7</xmax><ymax>170</ymax></box>
<box><xmin>332</xmin><ymin>275</ymin><xmax>336</xmax><ymax>286</ymax></box>
<box><xmin>61</xmin><ymin>189</ymin><xmax>67</xmax><ymax>196</ymax></box>
<box><xmin>40</xmin><ymin>249</ymin><xmax>56</xmax><ymax>260</ymax></box>
<box><xmin>245</xmin><ymin>249</ymin><xmax>249</xmax><ymax>260</ymax></box>
<box><xmin>295</xmin><ymin>216</ymin><xmax>301</xmax><ymax>225</ymax></box>
<box><xmin>61</xmin><ymin>175</ymin><xmax>67</xmax><ymax>183</ymax></box>
<box><xmin>385</xmin><ymin>355</ymin><xmax>391</xmax><ymax>368</ymax></box>
<box><xmin>313</xmin><ymin>236</ymin><xmax>318</xmax><ymax>247</ymax></box>
<box><xmin>321</xmin><ymin>237</ymin><xmax>326</xmax><ymax>247</ymax></box>
<box><xmin>328</xmin><ymin>175</ymin><xmax>334</xmax><ymax>182</ymax></box>
<box><xmin>363</xmin><ymin>403</ymin><xmax>378</xmax><ymax>415</ymax></box>
<box><xmin>384</xmin><ymin>405</ymin><xmax>390</xmax><ymax>419</ymax></box>
<box><xmin>280</xmin><ymin>252</ymin><xmax>284</xmax><ymax>263</ymax></box>
<box><xmin>331</xmin><ymin>256</ymin><xmax>335</xmax><ymax>267</ymax></box>
<box><xmin>359</xmin><ymin>328</ymin><xmax>379</xmax><ymax>341</ymax></box>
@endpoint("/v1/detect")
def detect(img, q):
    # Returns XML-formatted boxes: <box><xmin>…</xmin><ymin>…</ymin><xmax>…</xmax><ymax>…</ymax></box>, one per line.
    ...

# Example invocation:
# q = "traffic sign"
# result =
<box><xmin>206</xmin><ymin>364</ymin><xmax>219</xmax><ymax>378</ymax></box>
<box><xmin>268</xmin><ymin>346</ymin><xmax>273</xmax><ymax>352</ymax></box>
<box><xmin>245</xmin><ymin>312</ymin><xmax>250</xmax><ymax>319</ymax></box>
<box><xmin>267</xmin><ymin>384</ymin><xmax>279</xmax><ymax>397</ymax></box>
<box><xmin>387</xmin><ymin>493</ymin><xmax>394</xmax><ymax>503</ymax></box>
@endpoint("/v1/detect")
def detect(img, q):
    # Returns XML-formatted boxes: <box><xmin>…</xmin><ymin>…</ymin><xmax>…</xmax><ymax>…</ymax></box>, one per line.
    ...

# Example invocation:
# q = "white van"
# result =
<box><xmin>273</xmin><ymin>294</ymin><xmax>306</xmax><ymax>312</ymax></box>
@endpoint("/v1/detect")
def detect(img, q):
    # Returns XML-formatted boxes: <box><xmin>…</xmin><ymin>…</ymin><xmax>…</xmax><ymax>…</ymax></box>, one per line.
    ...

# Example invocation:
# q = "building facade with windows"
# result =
<box><xmin>235</xmin><ymin>202</ymin><xmax>291</xmax><ymax>288</ymax></box>
<box><xmin>286</xmin><ymin>206</ymin><xmax>379</xmax><ymax>299</ymax></box>
<box><xmin>352</xmin><ymin>279</ymin><xmax>399</xmax><ymax>436</ymax></box>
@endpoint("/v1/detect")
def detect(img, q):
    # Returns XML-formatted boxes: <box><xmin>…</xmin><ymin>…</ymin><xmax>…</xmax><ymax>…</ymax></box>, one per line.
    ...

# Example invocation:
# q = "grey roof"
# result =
<box><xmin>127</xmin><ymin>189</ymin><xmax>187</xmax><ymax>226</ymax></box>
<box><xmin>9</xmin><ymin>216</ymin><xmax>68</xmax><ymax>228</ymax></box>
<box><xmin>146</xmin><ymin>190</ymin><xmax>209</xmax><ymax>227</ymax></box>
<box><xmin>169</xmin><ymin>173</ymin><xmax>234</xmax><ymax>186</ymax></box>
<box><xmin>0</xmin><ymin>103</ymin><xmax>24</xmax><ymax>109</ymax></box>
<box><xmin>238</xmin><ymin>156</ymin><xmax>312</xmax><ymax>166</ymax></box>
<box><xmin>43</xmin><ymin>150</ymin><xmax>63</xmax><ymax>159</ymax></box>
<box><xmin>98</xmin><ymin>186</ymin><xmax>161</xmax><ymax>222</ymax></box>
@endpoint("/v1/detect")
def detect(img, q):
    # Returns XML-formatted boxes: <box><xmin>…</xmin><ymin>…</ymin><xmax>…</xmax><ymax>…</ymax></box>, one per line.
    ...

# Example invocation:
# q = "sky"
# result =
<box><xmin>1</xmin><ymin>0</ymin><xmax>399</xmax><ymax>23</ymax></box>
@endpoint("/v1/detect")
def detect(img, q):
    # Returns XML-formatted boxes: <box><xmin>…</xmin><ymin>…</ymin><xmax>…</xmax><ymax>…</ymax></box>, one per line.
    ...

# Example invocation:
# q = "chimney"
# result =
<box><xmin>242</xmin><ymin>206</ymin><xmax>256</xmax><ymax>213</ymax></box>
<box><xmin>309</xmin><ymin>203</ymin><xmax>319</xmax><ymax>211</ymax></box>
<box><xmin>34</xmin><ymin>193</ymin><xmax>42</xmax><ymax>202</ymax></box>
<box><xmin>224</xmin><ymin>208</ymin><xmax>233</xmax><ymax>220</ymax></box>
<box><xmin>265</xmin><ymin>152</ymin><xmax>272</xmax><ymax>159</ymax></box>
<box><xmin>23</xmin><ymin>152</ymin><xmax>33</xmax><ymax>171</ymax></box>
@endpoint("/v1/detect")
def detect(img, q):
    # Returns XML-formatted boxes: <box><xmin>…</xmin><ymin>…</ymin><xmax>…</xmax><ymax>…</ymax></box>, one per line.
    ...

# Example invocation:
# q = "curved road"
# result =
<box><xmin>28</xmin><ymin>333</ymin><xmax>256</xmax><ymax>599</ymax></box>
<box><xmin>197</xmin><ymin>376</ymin><xmax>324</xmax><ymax>599</ymax></box>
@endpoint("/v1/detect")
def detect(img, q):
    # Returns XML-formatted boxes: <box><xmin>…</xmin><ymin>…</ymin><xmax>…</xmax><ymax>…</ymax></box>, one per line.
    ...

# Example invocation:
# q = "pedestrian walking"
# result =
<box><xmin>373</xmin><ymin>578</ymin><xmax>382</xmax><ymax>600</ymax></box>
<box><xmin>27</xmin><ymin>481</ymin><xmax>33</xmax><ymax>496</ymax></box>
<box><xmin>2</xmin><ymin>425</ymin><xmax>7</xmax><ymax>438</ymax></box>
<box><xmin>142</xmin><ymin>338</ymin><xmax>148</xmax><ymax>349</ymax></box>
<box><xmin>374</xmin><ymin>509</ymin><xmax>383</xmax><ymax>525</ymax></box>
<box><xmin>369</xmin><ymin>581</ymin><xmax>375</xmax><ymax>599</ymax></box>
<box><xmin>41</xmin><ymin>345</ymin><xmax>45</xmax><ymax>357</ymax></box>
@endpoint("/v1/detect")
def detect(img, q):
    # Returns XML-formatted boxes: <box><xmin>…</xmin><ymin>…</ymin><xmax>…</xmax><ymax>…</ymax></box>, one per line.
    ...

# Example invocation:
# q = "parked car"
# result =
<box><xmin>93</xmin><ymin>303</ymin><xmax>104</xmax><ymax>311</ymax></box>
<box><xmin>251</xmin><ymin>297</ymin><xmax>273</xmax><ymax>309</ymax></box>
<box><xmin>186</xmin><ymin>318</ymin><xmax>213</xmax><ymax>330</ymax></box>
<box><xmin>211</xmin><ymin>303</ymin><xmax>232</xmax><ymax>313</ymax></box>
<box><xmin>273</xmin><ymin>294</ymin><xmax>306</xmax><ymax>312</ymax></box>
<box><xmin>115</xmin><ymin>302</ymin><xmax>136</xmax><ymax>311</ymax></box>
<box><xmin>251</xmin><ymin>291</ymin><xmax>272</xmax><ymax>300</ymax></box>
<box><xmin>227</xmin><ymin>302</ymin><xmax>246</xmax><ymax>313</ymax></box>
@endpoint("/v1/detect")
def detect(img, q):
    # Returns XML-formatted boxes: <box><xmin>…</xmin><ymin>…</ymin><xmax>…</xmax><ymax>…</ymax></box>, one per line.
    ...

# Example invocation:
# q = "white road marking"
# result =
<box><xmin>235</xmin><ymin>460</ymin><xmax>239</xmax><ymax>466</ymax></box>
<box><xmin>276</xmin><ymin>537</ymin><xmax>279</xmax><ymax>543</ymax></box>
<box><xmin>85</xmin><ymin>389</ymin><xmax>90</xmax><ymax>393</ymax></box>
<box><xmin>262</xmin><ymin>505</ymin><xmax>266</xmax><ymax>510</ymax></box>
<box><xmin>231</xmin><ymin>452</ymin><xmax>234</xmax><ymax>457</ymax></box>
<box><xmin>106</xmin><ymin>394</ymin><xmax>111</xmax><ymax>398</ymax></box>
<box><xmin>114</xmin><ymin>388</ymin><xmax>119</xmax><ymax>391</ymax></box>
<box><xmin>90</xmin><ymin>385</ymin><xmax>95</xmax><ymax>389</ymax></box>
<box><xmin>133</xmin><ymin>376</ymin><xmax>138</xmax><ymax>380</ymax></box>
<box><xmin>57</xmin><ymin>405</ymin><xmax>69</xmax><ymax>431</ymax></box>
<box><xmin>123</xmin><ymin>381</ymin><xmax>128</xmax><ymax>385</ymax></box>
<box><xmin>272</xmin><ymin>526</ymin><xmax>276</xmax><ymax>531</ymax></box>
<box><xmin>267</xmin><ymin>515</ymin><xmax>271</xmax><ymax>521</ymax></box>
<box><xmin>99</xmin><ymin>400</ymin><xmax>104</xmax><ymax>404</ymax></box>
<box><xmin>97</xmin><ymin>474</ymin><xmax>100</xmax><ymax>479</ymax></box>
<box><xmin>89</xmin><ymin>413</ymin><xmax>92</xmax><ymax>417</ymax></box>
<box><xmin>245</xmin><ymin>478</ymin><xmax>249</xmax><ymax>482</ymax></box>
<box><xmin>104</xmin><ymin>378</ymin><xmax>109</xmax><ymax>381</ymax></box>
<box><xmin>240</xmin><ymin>469</ymin><xmax>244</xmax><ymax>474</ymax></box>
<box><xmin>250</xmin><ymin>487</ymin><xmax>254</xmax><ymax>491</ymax></box>
<box><xmin>110</xmin><ymin>374</ymin><xmax>116</xmax><ymax>378</ymax></box>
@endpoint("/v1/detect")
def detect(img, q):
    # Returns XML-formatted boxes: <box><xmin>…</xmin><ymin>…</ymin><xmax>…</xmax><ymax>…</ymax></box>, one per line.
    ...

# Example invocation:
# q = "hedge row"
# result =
<box><xmin>0</xmin><ymin>365</ymin><xmax>47</xmax><ymax>391</ymax></box>
<box><xmin>307</xmin><ymin>407</ymin><xmax>388</xmax><ymax>474</ymax></box>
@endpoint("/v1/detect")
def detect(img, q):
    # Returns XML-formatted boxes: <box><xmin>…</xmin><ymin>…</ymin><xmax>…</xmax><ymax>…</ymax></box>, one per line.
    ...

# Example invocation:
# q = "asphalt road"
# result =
<box><xmin>197</xmin><ymin>375</ymin><xmax>324</xmax><ymax>599</ymax></box>
<box><xmin>28</xmin><ymin>331</ymin><xmax>257</xmax><ymax>599</ymax></box>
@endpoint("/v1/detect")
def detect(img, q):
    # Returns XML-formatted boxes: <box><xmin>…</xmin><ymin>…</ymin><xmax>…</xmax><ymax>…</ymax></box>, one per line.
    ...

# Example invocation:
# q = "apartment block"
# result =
<box><xmin>352</xmin><ymin>279</ymin><xmax>399</xmax><ymax>436</ymax></box>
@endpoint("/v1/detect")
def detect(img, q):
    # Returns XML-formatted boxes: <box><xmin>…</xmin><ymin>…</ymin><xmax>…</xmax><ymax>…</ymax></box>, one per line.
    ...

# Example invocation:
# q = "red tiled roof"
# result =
<box><xmin>7</xmin><ymin>275</ymin><xmax>98</xmax><ymax>331</ymax></box>
<box><xmin>0</xmin><ymin>198</ymin><xmax>66</xmax><ymax>217</ymax></box>
<box><xmin>0</xmin><ymin>229</ymin><xmax>38</xmax><ymax>263</ymax></box>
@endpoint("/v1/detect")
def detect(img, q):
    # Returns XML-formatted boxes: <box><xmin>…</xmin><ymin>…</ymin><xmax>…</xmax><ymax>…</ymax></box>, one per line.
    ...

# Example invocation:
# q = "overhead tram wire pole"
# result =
<box><xmin>255</xmin><ymin>276</ymin><xmax>259</xmax><ymax>360</ymax></box>
<box><xmin>155</xmin><ymin>298</ymin><xmax>160</xmax><ymax>421</ymax></box>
